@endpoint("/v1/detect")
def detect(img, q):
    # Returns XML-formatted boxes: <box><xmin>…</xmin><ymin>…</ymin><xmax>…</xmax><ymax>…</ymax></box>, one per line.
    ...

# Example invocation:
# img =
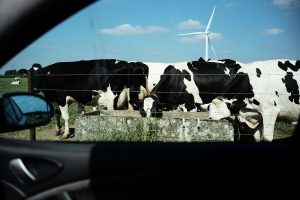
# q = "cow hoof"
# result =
<box><xmin>56</xmin><ymin>131</ymin><xmax>62</xmax><ymax>136</ymax></box>
<box><xmin>262</xmin><ymin>136</ymin><xmax>273</xmax><ymax>142</ymax></box>
<box><xmin>60</xmin><ymin>134</ymin><xmax>69</xmax><ymax>139</ymax></box>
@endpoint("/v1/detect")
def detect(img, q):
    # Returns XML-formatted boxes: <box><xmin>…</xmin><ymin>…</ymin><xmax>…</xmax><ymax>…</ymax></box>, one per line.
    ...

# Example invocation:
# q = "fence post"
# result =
<box><xmin>27</xmin><ymin>71</ymin><xmax>36</xmax><ymax>141</ymax></box>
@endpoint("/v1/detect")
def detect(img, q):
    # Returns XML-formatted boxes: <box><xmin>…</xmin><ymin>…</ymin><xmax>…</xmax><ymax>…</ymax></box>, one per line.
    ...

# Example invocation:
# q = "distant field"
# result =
<box><xmin>0</xmin><ymin>76</ymin><xmax>28</xmax><ymax>93</ymax></box>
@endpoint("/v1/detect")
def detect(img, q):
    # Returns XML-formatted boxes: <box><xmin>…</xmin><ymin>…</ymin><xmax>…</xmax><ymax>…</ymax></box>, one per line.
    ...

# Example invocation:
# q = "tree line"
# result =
<box><xmin>3</xmin><ymin>69</ymin><xmax>19</xmax><ymax>76</ymax></box>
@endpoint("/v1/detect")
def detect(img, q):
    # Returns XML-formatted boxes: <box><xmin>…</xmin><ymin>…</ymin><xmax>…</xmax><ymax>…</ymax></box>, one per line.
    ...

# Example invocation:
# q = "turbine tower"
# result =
<box><xmin>179</xmin><ymin>6</ymin><xmax>216</xmax><ymax>61</ymax></box>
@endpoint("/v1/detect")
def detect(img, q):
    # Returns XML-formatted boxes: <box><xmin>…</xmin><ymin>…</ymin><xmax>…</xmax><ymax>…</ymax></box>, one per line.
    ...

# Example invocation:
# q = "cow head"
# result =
<box><xmin>201</xmin><ymin>97</ymin><xmax>232</xmax><ymax>120</ymax></box>
<box><xmin>143</xmin><ymin>96</ymin><xmax>155</xmax><ymax>117</ymax></box>
<box><xmin>19</xmin><ymin>63</ymin><xmax>45</xmax><ymax>93</ymax></box>
<box><xmin>141</xmin><ymin>95</ymin><xmax>164</xmax><ymax>118</ymax></box>
<box><xmin>203</xmin><ymin>97</ymin><xmax>252</xmax><ymax>121</ymax></box>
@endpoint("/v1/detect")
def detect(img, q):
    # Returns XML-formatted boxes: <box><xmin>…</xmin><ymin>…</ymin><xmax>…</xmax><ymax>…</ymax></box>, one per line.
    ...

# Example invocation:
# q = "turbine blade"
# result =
<box><xmin>205</xmin><ymin>6</ymin><xmax>216</xmax><ymax>32</ymax></box>
<box><xmin>208</xmin><ymin>37</ymin><xmax>217</xmax><ymax>58</ymax></box>
<box><xmin>178</xmin><ymin>32</ymin><xmax>205</xmax><ymax>36</ymax></box>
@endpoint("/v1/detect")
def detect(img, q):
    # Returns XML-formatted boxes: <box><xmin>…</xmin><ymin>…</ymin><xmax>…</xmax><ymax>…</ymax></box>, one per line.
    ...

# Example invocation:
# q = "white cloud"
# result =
<box><xmin>146</xmin><ymin>25</ymin><xmax>169</xmax><ymax>33</ymax></box>
<box><xmin>209</xmin><ymin>33</ymin><xmax>224</xmax><ymax>40</ymax></box>
<box><xmin>99</xmin><ymin>24</ymin><xmax>168</xmax><ymax>35</ymax></box>
<box><xmin>179</xmin><ymin>36</ymin><xmax>200</xmax><ymax>43</ymax></box>
<box><xmin>264</xmin><ymin>28</ymin><xmax>284</xmax><ymax>35</ymax></box>
<box><xmin>178</xmin><ymin>19</ymin><xmax>205</xmax><ymax>30</ymax></box>
<box><xmin>99</xmin><ymin>24</ymin><xmax>143</xmax><ymax>35</ymax></box>
<box><xmin>224</xmin><ymin>2</ymin><xmax>235</xmax><ymax>7</ymax></box>
<box><xmin>272</xmin><ymin>0</ymin><xmax>300</xmax><ymax>7</ymax></box>
<box><xmin>179</xmin><ymin>33</ymin><xmax>223</xmax><ymax>43</ymax></box>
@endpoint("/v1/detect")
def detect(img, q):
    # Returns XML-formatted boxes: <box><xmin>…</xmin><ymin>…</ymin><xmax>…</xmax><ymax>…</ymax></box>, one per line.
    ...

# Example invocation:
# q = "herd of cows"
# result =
<box><xmin>18</xmin><ymin>58</ymin><xmax>300</xmax><ymax>142</ymax></box>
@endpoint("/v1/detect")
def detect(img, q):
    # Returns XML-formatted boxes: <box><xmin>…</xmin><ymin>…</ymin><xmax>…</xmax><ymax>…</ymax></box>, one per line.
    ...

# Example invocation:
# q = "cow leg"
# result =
<box><xmin>59</xmin><ymin>104</ymin><xmax>70</xmax><ymax>139</ymax></box>
<box><xmin>127</xmin><ymin>88</ymin><xmax>134</xmax><ymax>111</ymax></box>
<box><xmin>253</xmin><ymin>127</ymin><xmax>263</xmax><ymax>142</ymax></box>
<box><xmin>51</xmin><ymin>102</ymin><xmax>62</xmax><ymax>135</ymax></box>
<box><xmin>116</xmin><ymin>89</ymin><xmax>128</xmax><ymax>109</ymax></box>
<box><xmin>54</xmin><ymin>108</ymin><xmax>62</xmax><ymax>135</ymax></box>
<box><xmin>138</xmin><ymin>86</ymin><xmax>147</xmax><ymax>101</ymax></box>
<box><xmin>260</xmin><ymin>108</ymin><xmax>279</xmax><ymax>142</ymax></box>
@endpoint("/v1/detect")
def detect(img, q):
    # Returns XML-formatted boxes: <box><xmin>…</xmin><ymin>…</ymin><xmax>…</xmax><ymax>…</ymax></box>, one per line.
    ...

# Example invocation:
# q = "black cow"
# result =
<box><xmin>141</xmin><ymin>65</ymin><xmax>198</xmax><ymax>117</ymax></box>
<box><xmin>19</xmin><ymin>59</ymin><xmax>148</xmax><ymax>138</ymax></box>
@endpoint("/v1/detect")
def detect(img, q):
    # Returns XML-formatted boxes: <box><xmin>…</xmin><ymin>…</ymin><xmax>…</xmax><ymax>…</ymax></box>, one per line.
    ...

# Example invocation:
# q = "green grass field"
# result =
<box><xmin>0</xmin><ymin>76</ymin><xmax>28</xmax><ymax>93</ymax></box>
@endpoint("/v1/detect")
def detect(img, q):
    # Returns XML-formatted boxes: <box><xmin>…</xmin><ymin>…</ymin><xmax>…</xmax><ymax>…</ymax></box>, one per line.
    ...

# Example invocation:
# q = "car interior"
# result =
<box><xmin>0</xmin><ymin>0</ymin><xmax>299</xmax><ymax>200</ymax></box>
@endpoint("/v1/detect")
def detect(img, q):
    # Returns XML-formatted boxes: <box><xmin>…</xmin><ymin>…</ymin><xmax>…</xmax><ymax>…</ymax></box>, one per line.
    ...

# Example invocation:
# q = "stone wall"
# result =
<box><xmin>75</xmin><ymin>111</ymin><xmax>234</xmax><ymax>142</ymax></box>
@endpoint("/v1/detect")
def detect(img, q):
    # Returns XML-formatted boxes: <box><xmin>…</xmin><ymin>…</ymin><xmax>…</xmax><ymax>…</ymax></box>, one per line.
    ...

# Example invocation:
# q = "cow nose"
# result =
<box><xmin>140</xmin><ymin>109</ymin><xmax>147</xmax><ymax>117</ymax></box>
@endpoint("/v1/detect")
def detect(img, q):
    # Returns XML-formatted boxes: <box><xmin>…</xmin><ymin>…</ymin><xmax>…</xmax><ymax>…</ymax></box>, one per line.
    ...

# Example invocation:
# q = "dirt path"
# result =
<box><xmin>0</xmin><ymin>126</ymin><xmax>76</xmax><ymax>141</ymax></box>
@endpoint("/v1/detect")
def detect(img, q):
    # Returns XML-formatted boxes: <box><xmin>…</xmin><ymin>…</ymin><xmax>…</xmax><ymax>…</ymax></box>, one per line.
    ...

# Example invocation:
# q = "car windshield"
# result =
<box><xmin>0</xmin><ymin>0</ymin><xmax>299</xmax><ymax>142</ymax></box>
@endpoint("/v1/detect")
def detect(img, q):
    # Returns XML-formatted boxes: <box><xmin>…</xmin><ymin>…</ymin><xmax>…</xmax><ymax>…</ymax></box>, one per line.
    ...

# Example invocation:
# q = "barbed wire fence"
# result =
<box><xmin>24</xmin><ymin>71</ymin><xmax>299</xmax><ymax>141</ymax></box>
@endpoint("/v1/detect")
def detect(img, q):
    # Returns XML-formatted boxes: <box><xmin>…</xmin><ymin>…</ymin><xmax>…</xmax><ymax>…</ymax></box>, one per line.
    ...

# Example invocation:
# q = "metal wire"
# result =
<box><xmin>35</xmin><ymin>88</ymin><xmax>299</xmax><ymax>96</ymax></box>
<box><xmin>34</xmin><ymin>73</ymin><xmax>299</xmax><ymax>76</ymax></box>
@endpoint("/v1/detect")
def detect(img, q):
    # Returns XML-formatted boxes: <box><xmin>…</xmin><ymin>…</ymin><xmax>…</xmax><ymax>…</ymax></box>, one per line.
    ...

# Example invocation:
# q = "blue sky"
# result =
<box><xmin>1</xmin><ymin>0</ymin><xmax>300</xmax><ymax>74</ymax></box>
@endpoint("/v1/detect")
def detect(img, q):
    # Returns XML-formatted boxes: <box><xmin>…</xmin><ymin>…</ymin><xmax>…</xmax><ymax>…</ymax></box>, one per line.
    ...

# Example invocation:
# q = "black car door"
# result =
<box><xmin>0</xmin><ymin>137</ymin><xmax>299</xmax><ymax>200</ymax></box>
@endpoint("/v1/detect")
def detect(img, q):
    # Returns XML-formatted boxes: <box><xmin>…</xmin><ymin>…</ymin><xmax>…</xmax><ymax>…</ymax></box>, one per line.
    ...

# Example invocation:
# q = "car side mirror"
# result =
<box><xmin>0</xmin><ymin>92</ymin><xmax>54</xmax><ymax>133</ymax></box>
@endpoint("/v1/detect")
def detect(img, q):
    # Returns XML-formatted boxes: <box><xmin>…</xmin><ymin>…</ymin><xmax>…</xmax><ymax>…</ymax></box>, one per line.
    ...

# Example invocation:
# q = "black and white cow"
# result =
<box><xmin>140</xmin><ymin>58</ymin><xmax>243</xmax><ymax>117</ymax></box>
<box><xmin>141</xmin><ymin>62</ymin><xmax>204</xmax><ymax>117</ymax></box>
<box><xmin>11</xmin><ymin>76</ymin><xmax>21</xmax><ymax>85</ymax></box>
<box><xmin>198</xmin><ymin>59</ymin><xmax>300</xmax><ymax>142</ymax></box>
<box><xmin>19</xmin><ymin>59</ymin><xmax>148</xmax><ymax>138</ymax></box>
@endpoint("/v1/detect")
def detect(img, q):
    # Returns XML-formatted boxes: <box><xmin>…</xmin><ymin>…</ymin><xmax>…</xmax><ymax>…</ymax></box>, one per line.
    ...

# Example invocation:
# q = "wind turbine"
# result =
<box><xmin>179</xmin><ymin>6</ymin><xmax>217</xmax><ymax>61</ymax></box>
